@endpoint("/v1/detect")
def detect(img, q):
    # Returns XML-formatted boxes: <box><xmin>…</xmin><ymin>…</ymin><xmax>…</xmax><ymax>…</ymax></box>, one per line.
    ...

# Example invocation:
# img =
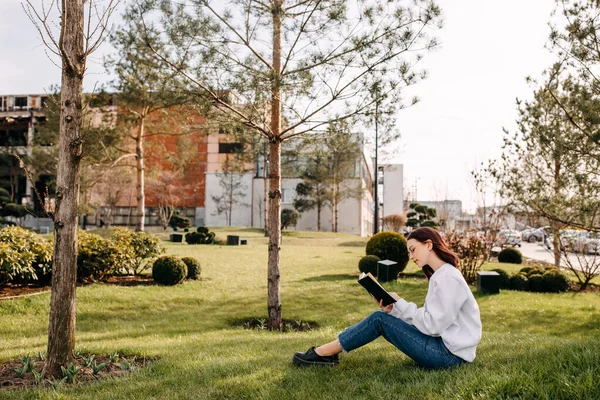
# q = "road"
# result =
<box><xmin>517</xmin><ymin>241</ymin><xmax>599</xmax><ymax>269</ymax></box>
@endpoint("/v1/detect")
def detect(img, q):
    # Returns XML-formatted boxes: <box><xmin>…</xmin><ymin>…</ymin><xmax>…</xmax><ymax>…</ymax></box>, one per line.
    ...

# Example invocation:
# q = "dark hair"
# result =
<box><xmin>407</xmin><ymin>227</ymin><xmax>460</xmax><ymax>279</ymax></box>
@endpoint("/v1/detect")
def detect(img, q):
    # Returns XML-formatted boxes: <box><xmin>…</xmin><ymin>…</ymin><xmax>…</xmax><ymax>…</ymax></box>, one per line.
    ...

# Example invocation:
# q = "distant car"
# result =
<box><xmin>570</xmin><ymin>231</ymin><xmax>600</xmax><ymax>254</ymax></box>
<box><xmin>495</xmin><ymin>229</ymin><xmax>522</xmax><ymax>248</ymax></box>
<box><xmin>521</xmin><ymin>228</ymin><xmax>544</xmax><ymax>243</ymax></box>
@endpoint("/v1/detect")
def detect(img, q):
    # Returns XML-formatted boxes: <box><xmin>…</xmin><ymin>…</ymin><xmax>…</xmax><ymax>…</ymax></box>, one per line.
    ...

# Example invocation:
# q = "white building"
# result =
<box><xmin>380</xmin><ymin>163</ymin><xmax>404</xmax><ymax>219</ymax></box>
<box><xmin>204</xmin><ymin>131</ymin><xmax>377</xmax><ymax>236</ymax></box>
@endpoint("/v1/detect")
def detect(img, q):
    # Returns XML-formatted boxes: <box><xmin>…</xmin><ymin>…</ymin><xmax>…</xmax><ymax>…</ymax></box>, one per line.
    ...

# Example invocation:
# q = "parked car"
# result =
<box><xmin>521</xmin><ymin>228</ymin><xmax>544</xmax><ymax>243</ymax></box>
<box><xmin>495</xmin><ymin>229</ymin><xmax>522</xmax><ymax>248</ymax></box>
<box><xmin>570</xmin><ymin>231</ymin><xmax>600</xmax><ymax>254</ymax></box>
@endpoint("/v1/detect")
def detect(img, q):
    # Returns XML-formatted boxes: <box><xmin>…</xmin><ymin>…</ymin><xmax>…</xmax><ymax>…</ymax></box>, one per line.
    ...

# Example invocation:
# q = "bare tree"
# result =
<box><xmin>557</xmin><ymin>241</ymin><xmax>600</xmax><ymax>291</ymax></box>
<box><xmin>382</xmin><ymin>214</ymin><xmax>407</xmax><ymax>232</ymax></box>
<box><xmin>146</xmin><ymin>171</ymin><xmax>187</xmax><ymax>229</ymax></box>
<box><xmin>23</xmin><ymin>0</ymin><xmax>119</xmax><ymax>377</ymax></box>
<box><xmin>141</xmin><ymin>0</ymin><xmax>441</xmax><ymax>330</ymax></box>
<box><xmin>211</xmin><ymin>156</ymin><xmax>250</xmax><ymax>226</ymax></box>
<box><xmin>104</xmin><ymin>1</ymin><xmax>203</xmax><ymax>231</ymax></box>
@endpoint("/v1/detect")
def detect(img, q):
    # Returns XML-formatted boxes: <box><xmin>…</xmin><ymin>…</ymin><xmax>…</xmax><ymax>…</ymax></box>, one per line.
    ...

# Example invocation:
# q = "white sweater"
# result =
<box><xmin>389</xmin><ymin>263</ymin><xmax>482</xmax><ymax>362</ymax></box>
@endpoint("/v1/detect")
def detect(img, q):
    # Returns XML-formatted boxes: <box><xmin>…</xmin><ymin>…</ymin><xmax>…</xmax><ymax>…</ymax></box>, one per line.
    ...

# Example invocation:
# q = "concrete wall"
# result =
<box><xmin>204</xmin><ymin>172</ymin><xmax>253</xmax><ymax>227</ymax></box>
<box><xmin>249</xmin><ymin>177</ymin><xmax>370</xmax><ymax>235</ymax></box>
<box><xmin>381</xmin><ymin>164</ymin><xmax>403</xmax><ymax>217</ymax></box>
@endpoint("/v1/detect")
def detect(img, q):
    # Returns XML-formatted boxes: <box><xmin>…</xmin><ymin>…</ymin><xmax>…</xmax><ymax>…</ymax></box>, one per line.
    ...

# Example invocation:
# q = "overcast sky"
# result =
<box><xmin>0</xmin><ymin>0</ymin><xmax>558</xmax><ymax>213</ymax></box>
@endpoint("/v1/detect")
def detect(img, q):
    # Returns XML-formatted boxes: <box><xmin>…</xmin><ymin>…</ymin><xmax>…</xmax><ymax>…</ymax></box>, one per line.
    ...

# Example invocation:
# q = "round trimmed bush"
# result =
<box><xmin>358</xmin><ymin>255</ymin><xmax>380</xmax><ymax>275</ymax></box>
<box><xmin>528</xmin><ymin>274</ymin><xmax>545</xmax><ymax>292</ymax></box>
<box><xmin>181</xmin><ymin>257</ymin><xmax>201</xmax><ymax>280</ymax></box>
<box><xmin>542</xmin><ymin>271</ymin><xmax>570</xmax><ymax>293</ymax></box>
<box><xmin>527</xmin><ymin>268</ymin><xmax>544</xmax><ymax>277</ymax></box>
<box><xmin>152</xmin><ymin>256</ymin><xmax>187</xmax><ymax>286</ymax></box>
<box><xmin>491</xmin><ymin>268</ymin><xmax>510</xmax><ymax>289</ymax></box>
<box><xmin>365</xmin><ymin>231</ymin><xmax>409</xmax><ymax>273</ymax></box>
<box><xmin>510</xmin><ymin>273</ymin><xmax>529</xmax><ymax>291</ymax></box>
<box><xmin>498</xmin><ymin>247</ymin><xmax>522</xmax><ymax>264</ymax></box>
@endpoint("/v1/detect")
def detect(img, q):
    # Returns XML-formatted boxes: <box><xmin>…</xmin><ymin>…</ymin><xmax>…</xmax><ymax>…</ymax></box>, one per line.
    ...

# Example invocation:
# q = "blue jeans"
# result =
<box><xmin>337</xmin><ymin>311</ymin><xmax>464</xmax><ymax>369</ymax></box>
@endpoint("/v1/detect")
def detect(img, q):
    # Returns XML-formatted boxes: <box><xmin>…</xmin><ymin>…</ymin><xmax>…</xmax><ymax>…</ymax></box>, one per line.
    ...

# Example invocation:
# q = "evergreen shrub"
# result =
<box><xmin>528</xmin><ymin>274</ymin><xmax>545</xmax><ymax>292</ymax></box>
<box><xmin>542</xmin><ymin>271</ymin><xmax>570</xmax><ymax>293</ymax></box>
<box><xmin>186</xmin><ymin>227</ymin><xmax>216</xmax><ymax>244</ymax></box>
<box><xmin>152</xmin><ymin>256</ymin><xmax>187</xmax><ymax>285</ymax></box>
<box><xmin>365</xmin><ymin>231</ymin><xmax>409</xmax><ymax>274</ymax></box>
<box><xmin>510</xmin><ymin>273</ymin><xmax>529</xmax><ymax>291</ymax></box>
<box><xmin>491</xmin><ymin>268</ymin><xmax>511</xmax><ymax>289</ymax></box>
<box><xmin>181</xmin><ymin>257</ymin><xmax>201</xmax><ymax>280</ymax></box>
<box><xmin>358</xmin><ymin>255</ymin><xmax>380</xmax><ymax>275</ymax></box>
<box><xmin>169</xmin><ymin>211</ymin><xmax>191</xmax><ymax>229</ymax></box>
<box><xmin>498</xmin><ymin>247</ymin><xmax>523</xmax><ymax>264</ymax></box>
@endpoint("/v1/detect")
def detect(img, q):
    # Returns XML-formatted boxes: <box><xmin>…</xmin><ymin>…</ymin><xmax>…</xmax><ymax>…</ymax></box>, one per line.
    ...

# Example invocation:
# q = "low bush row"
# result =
<box><xmin>492</xmin><ymin>266</ymin><xmax>570</xmax><ymax>293</ymax></box>
<box><xmin>185</xmin><ymin>227</ymin><xmax>216</xmax><ymax>244</ymax></box>
<box><xmin>0</xmin><ymin>226</ymin><xmax>166</xmax><ymax>286</ymax></box>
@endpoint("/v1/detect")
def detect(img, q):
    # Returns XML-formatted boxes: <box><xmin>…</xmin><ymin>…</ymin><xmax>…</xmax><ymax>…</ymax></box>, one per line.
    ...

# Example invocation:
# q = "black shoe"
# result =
<box><xmin>293</xmin><ymin>347</ymin><xmax>339</xmax><ymax>367</ymax></box>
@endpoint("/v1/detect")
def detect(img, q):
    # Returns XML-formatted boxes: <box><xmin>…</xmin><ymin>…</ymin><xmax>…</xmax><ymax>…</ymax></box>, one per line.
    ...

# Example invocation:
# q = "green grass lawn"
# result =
<box><xmin>1</xmin><ymin>228</ymin><xmax>599</xmax><ymax>399</ymax></box>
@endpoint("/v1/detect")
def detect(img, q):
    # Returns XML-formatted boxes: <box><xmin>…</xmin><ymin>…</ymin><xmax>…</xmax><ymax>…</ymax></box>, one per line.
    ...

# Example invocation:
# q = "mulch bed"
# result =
<box><xmin>102</xmin><ymin>275</ymin><xmax>155</xmax><ymax>287</ymax></box>
<box><xmin>0</xmin><ymin>275</ymin><xmax>156</xmax><ymax>300</ymax></box>
<box><xmin>0</xmin><ymin>283</ymin><xmax>51</xmax><ymax>300</ymax></box>
<box><xmin>0</xmin><ymin>275</ymin><xmax>157</xmax><ymax>390</ymax></box>
<box><xmin>0</xmin><ymin>354</ymin><xmax>151</xmax><ymax>390</ymax></box>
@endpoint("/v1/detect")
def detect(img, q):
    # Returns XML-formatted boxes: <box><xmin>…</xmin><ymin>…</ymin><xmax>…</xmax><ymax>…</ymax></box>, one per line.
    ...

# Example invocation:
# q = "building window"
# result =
<box><xmin>282</xmin><ymin>188</ymin><xmax>295</xmax><ymax>204</ymax></box>
<box><xmin>219</xmin><ymin>142</ymin><xmax>243</xmax><ymax>154</ymax></box>
<box><xmin>0</xmin><ymin>129</ymin><xmax>28</xmax><ymax>146</ymax></box>
<box><xmin>14</xmin><ymin>97</ymin><xmax>28</xmax><ymax>108</ymax></box>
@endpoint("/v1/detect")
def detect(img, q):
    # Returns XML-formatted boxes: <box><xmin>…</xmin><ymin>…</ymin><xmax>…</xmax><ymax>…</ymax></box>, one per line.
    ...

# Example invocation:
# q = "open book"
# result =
<box><xmin>358</xmin><ymin>272</ymin><xmax>396</xmax><ymax>306</ymax></box>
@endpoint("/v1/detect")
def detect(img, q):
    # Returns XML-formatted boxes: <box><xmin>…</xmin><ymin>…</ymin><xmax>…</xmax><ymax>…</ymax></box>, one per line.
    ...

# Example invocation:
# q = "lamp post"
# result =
<box><xmin>373</xmin><ymin>99</ymin><xmax>379</xmax><ymax>235</ymax></box>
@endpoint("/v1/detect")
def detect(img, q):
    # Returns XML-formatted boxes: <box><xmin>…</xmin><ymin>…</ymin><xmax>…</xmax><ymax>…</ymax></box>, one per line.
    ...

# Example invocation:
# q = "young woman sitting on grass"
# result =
<box><xmin>293</xmin><ymin>227</ymin><xmax>482</xmax><ymax>369</ymax></box>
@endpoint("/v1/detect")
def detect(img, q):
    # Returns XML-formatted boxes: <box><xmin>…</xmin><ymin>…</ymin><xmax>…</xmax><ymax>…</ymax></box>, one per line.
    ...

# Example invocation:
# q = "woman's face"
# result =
<box><xmin>407</xmin><ymin>238</ymin><xmax>430</xmax><ymax>268</ymax></box>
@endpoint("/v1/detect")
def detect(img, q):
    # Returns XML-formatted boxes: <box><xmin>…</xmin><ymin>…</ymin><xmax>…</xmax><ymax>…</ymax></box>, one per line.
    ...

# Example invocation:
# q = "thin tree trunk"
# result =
<box><xmin>331</xmin><ymin>176</ymin><xmax>336</xmax><ymax>232</ymax></box>
<box><xmin>263</xmin><ymin>144</ymin><xmax>269</xmax><ymax>236</ymax></box>
<box><xmin>267</xmin><ymin>0</ymin><xmax>283</xmax><ymax>331</ymax></box>
<box><xmin>135</xmin><ymin>115</ymin><xmax>146</xmax><ymax>231</ymax></box>
<box><xmin>45</xmin><ymin>0</ymin><xmax>84</xmax><ymax>378</ymax></box>
<box><xmin>228</xmin><ymin>178</ymin><xmax>233</xmax><ymax>226</ymax></box>
<box><xmin>334</xmin><ymin>182</ymin><xmax>340</xmax><ymax>233</ymax></box>
<box><xmin>553</xmin><ymin>155</ymin><xmax>561</xmax><ymax>267</ymax></box>
<box><xmin>317</xmin><ymin>201</ymin><xmax>321</xmax><ymax>232</ymax></box>
<box><xmin>553</xmin><ymin>232</ymin><xmax>561</xmax><ymax>267</ymax></box>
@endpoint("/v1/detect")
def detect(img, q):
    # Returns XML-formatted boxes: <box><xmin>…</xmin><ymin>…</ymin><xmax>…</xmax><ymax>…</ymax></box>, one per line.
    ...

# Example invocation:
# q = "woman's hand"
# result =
<box><xmin>378</xmin><ymin>292</ymin><xmax>400</xmax><ymax>314</ymax></box>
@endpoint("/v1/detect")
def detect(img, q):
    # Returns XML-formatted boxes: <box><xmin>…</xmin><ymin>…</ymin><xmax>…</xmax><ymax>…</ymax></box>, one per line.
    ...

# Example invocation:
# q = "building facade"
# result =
<box><xmin>1</xmin><ymin>92</ymin><xmax>383</xmax><ymax>236</ymax></box>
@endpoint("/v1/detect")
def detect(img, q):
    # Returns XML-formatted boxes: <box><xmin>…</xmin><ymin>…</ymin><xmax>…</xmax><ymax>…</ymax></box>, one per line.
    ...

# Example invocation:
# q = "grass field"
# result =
<box><xmin>1</xmin><ymin>227</ymin><xmax>599</xmax><ymax>399</ymax></box>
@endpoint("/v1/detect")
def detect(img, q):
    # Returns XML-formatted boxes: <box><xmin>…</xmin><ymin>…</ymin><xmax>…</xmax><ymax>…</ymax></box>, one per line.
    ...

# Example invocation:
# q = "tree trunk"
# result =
<box><xmin>333</xmin><ymin>179</ymin><xmax>340</xmax><ymax>233</ymax></box>
<box><xmin>263</xmin><ymin>144</ymin><xmax>269</xmax><ymax>237</ymax></box>
<box><xmin>267</xmin><ymin>0</ymin><xmax>283</xmax><ymax>331</ymax></box>
<box><xmin>135</xmin><ymin>116</ymin><xmax>146</xmax><ymax>231</ymax></box>
<box><xmin>553</xmin><ymin>232</ymin><xmax>561</xmax><ymax>267</ymax></box>
<box><xmin>45</xmin><ymin>0</ymin><xmax>84</xmax><ymax>378</ymax></box>
<box><xmin>228</xmin><ymin>180</ymin><xmax>233</xmax><ymax>226</ymax></box>
<box><xmin>267</xmin><ymin>138</ymin><xmax>282</xmax><ymax>330</ymax></box>
<box><xmin>317</xmin><ymin>201</ymin><xmax>321</xmax><ymax>232</ymax></box>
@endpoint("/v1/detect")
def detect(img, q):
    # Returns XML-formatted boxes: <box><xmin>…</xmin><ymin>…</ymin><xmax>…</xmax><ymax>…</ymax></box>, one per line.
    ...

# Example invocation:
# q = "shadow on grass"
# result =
<box><xmin>337</xmin><ymin>241</ymin><xmax>367</xmax><ymax>247</ymax></box>
<box><xmin>229</xmin><ymin>227</ymin><xmax>266</xmax><ymax>234</ymax></box>
<box><xmin>301</xmin><ymin>274</ymin><xmax>357</xmax><ymax>282</ymax></box>
<box><xmin>398</xmin><ymin>271</ymin><xmax>427</xmax><ymax>280</ymax></box>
